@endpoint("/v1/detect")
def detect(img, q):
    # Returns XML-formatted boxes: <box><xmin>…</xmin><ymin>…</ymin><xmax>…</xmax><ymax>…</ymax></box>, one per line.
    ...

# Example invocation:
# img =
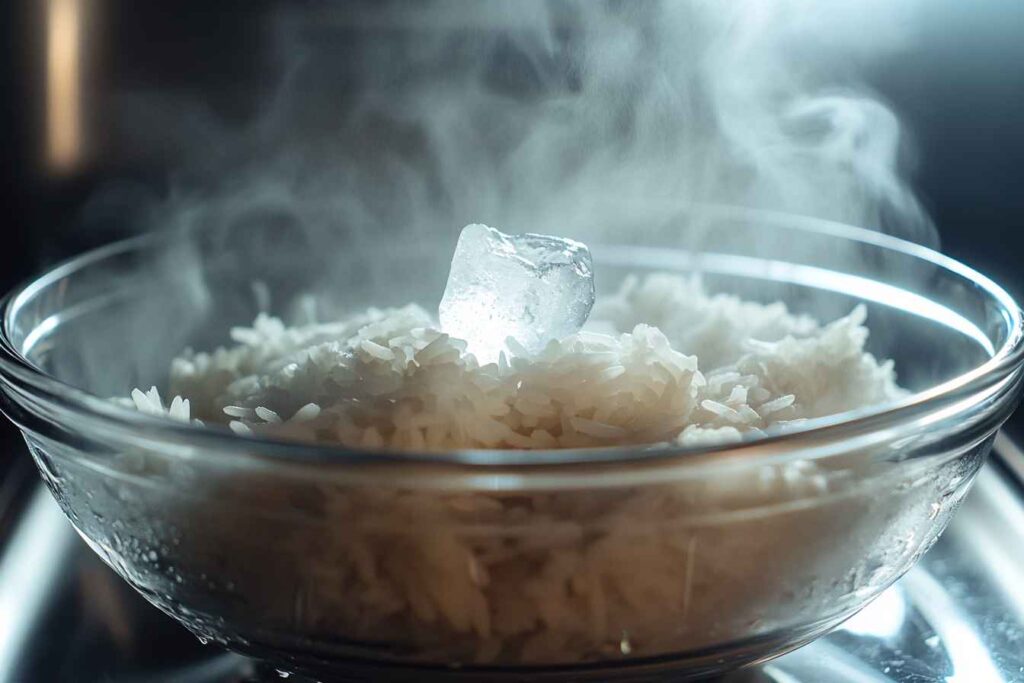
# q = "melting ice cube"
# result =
<box><xmin>439</xmin><ymin>224</ymin><xmax>595</xmax><ymax>362</ymax></box>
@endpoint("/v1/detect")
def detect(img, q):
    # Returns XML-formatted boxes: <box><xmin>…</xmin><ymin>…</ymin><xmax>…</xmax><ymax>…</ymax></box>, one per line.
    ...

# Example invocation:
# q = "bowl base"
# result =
<box><xmin>228</xmin><ymin>616</ymin><xmax>851</xmax><ymax>683</ymax></box>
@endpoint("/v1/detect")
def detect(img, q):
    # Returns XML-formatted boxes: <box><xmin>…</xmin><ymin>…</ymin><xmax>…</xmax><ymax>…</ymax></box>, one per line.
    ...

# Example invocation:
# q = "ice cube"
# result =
<box><xmin>439</xmin><ymin>224</ymin><xmax>595</xmax><ymax>362</ymax></box>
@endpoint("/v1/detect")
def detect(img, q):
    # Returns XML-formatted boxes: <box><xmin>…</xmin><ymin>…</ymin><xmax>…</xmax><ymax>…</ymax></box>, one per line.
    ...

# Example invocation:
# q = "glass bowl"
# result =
<box><xmin>1</xmin><ymin>208</ymin><xmax>1022</xmax><ymax>681</ymax></box>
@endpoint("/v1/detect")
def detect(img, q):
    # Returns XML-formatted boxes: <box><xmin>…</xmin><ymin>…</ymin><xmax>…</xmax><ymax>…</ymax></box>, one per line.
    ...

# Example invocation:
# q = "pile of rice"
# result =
<box><xmin>111</xmin><ymin>273</ymin><xmax>933</xmax><ymax>667</ymax></box>
<box><xmin>126</xmin><ymin>274</ymin><xmax>902</xmax><ymax>451</ymax></box>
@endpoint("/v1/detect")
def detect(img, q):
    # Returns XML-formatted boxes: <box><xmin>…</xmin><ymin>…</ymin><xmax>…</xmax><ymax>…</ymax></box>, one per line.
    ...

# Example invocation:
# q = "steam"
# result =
<box><xmin>48</xmin><ymin>0</ymin><xmax>943</xmax><ymax>396</ymax></box>
<box><xmin>106</xmin><ymin>0</ymin><xmax>934</xmax><ymax>287</ymax></box>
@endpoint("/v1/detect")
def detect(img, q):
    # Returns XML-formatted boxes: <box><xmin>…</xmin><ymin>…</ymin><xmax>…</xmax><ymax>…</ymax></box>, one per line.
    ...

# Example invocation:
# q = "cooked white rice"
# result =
<box><xmin>113</xmin><ymin>273</ymin><xmax>925</xmax><ymax>666</ymax></box>
<box><xmin>128</xmin><ymin>274</ymin><xmax>901</xmax><ymax>451</ymax></box>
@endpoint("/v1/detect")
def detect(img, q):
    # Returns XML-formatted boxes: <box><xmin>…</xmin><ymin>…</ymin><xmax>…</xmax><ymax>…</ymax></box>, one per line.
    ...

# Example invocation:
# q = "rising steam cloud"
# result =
<box><xmin>107</xmin><ymin>0</ymin><xmax>934</xmax><ymax>265</ymax></box>
<box><xmin>61</xmin><ymin>0</ymin><xmax>939</xmax><ymax>395</ymax></box>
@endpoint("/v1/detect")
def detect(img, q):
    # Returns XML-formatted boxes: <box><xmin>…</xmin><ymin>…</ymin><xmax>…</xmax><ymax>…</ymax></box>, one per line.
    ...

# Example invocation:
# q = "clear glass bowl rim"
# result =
<box><xmin>1</xmin><ymin>207</ymin><xmax>1023</xmax><ymax>470</ymax></box>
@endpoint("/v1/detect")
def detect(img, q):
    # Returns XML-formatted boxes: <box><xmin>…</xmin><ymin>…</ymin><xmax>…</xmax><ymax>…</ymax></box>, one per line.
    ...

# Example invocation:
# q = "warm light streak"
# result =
<box><xmin>46</xmin><ymin>0</ymin><xmax>83</xmax><ymax>172</ymax></box>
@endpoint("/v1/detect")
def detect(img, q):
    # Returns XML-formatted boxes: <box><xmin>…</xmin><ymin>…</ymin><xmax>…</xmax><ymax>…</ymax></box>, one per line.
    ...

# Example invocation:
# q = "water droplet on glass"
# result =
<box><xmin>619</xmin><ymin>631</ymin><xmax>632</xmax><ymax>655</ymax></box>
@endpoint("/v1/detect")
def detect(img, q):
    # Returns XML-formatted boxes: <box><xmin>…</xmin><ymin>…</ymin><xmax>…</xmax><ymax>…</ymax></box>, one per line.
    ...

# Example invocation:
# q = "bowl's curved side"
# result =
<box><xmin>13</xmin><ymin>417</ymin><xmax>996</xmax><ymax>674</ymax></box>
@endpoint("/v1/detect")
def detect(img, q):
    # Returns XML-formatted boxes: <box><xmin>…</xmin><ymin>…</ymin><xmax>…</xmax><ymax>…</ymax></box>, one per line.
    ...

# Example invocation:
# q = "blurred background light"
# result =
<box><xmin>45</xmin><ymin>0</ymin><xmax>83</xmax><ymax>173</ymax></box>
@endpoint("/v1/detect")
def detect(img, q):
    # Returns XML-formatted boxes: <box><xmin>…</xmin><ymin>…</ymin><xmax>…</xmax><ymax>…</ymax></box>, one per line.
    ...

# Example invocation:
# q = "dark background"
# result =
<box><xmin>1</xmin><ymin>0</ymin><xmax>1023</xmax><ymax>458</ymax></box>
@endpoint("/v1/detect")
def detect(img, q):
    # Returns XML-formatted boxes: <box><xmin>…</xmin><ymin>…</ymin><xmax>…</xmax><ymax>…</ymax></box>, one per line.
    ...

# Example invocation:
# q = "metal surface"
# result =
<box><xmin>760</xmin><ymin>440</ymin><xmax>1024</xmax><ymax>683</ymax></box>
<box><xmin>0</xmin><ymin>441</ymin><xmax>1022</xmax><ymax>682</ymax></box>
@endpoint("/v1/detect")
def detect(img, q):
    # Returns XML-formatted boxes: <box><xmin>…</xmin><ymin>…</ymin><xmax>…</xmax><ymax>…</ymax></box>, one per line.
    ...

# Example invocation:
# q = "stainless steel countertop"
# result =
<box><xmin>1</xmin><ymin>438</ymin><xmax>1022</xmax><ymax>682</ymax></box>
